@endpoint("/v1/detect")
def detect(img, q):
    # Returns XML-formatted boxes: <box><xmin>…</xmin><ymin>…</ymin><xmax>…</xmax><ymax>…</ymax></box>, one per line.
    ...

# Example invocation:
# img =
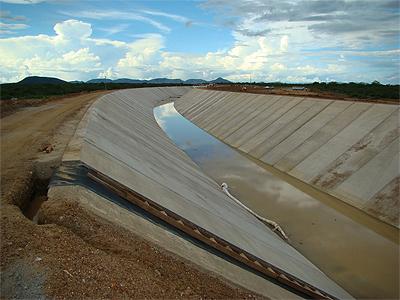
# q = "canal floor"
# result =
<box><xmin>154</xmin><ymin>102</ymin><xmax>399</xmax><ymax>299</ymax></box>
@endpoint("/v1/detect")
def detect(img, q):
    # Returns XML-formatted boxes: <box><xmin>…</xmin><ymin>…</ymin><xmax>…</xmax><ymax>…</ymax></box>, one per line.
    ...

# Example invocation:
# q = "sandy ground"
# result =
<box><xmin>0</xmin><ymin>92</ymin><xmax>261</xmax><ymax>299</ymax></box>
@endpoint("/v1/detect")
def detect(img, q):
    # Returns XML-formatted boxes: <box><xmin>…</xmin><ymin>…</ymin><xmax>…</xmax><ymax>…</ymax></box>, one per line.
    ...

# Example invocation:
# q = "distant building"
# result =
<box><xmin>264</xmin><ymin>86</ymin><xmax>274</xmax><ymax>89</ymax></box>
<box><xmin>291</xmin><ymin>86</ymin><xmax>306</xmax><ymax>90</ymax></box>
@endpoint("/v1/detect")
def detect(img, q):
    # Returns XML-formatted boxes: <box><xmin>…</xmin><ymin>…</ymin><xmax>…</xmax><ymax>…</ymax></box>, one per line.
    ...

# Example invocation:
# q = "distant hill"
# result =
<box><xmin>112</xmin><ymin>78</ymin><xmax>145</xmax><ymax>83</ymax></box>
<box><xmin>86</xmin><ymin>78</ymin><xmax>113</xmax><ymax>83</ymax></box>
<box><xmin>17</xmin><ymin>76</ymin><xmax>232</xmax><ymax>85</ymax></box>
<box><xmin>184</xmin><ymin>79</ymin><xmax>208</xmax><ymax>84</ymax></box>
<box><xmin>147</xmin><ymin>78</ymin><xmax>184</xmax><ymax>84</ymax></box>
<box><xmin>18</xmin><ymin>76</ymin><xmax>67</xmax><ymax>85</ymax></box>
<box><xmin>210</xmin><ymin>77</ymin><xmax>231</xmax><ymax>84</ymax></box>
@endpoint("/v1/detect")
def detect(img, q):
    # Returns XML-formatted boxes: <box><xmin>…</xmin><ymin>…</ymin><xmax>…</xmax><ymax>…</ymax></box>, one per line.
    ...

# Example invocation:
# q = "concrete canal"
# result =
<box><xmin>154</xmin><ymin>102</ymin><xmax>399</xmax><ymax>300</ymax></box>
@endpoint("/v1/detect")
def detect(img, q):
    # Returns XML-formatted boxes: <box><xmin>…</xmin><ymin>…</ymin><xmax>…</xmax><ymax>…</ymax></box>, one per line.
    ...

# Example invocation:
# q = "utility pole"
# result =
<box><xmin>104</xmin><ymin>75</ymin><xmax>107</xmax><ymax>90</ymax></box>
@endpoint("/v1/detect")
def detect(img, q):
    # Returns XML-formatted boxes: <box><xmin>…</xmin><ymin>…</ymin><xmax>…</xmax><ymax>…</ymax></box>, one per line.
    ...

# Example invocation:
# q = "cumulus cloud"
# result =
<box><xmin>116</xmin><ymin>34</ymin><xmax>165</xmax><ymax>78</ymax></box>
<box><xmin>203</xmin><ymin>0</ymin><xmax>399</xmax><ymax>47</ymax></box>
<box><xmin>199</xmin><ymin>0</ymin><xmax>399</xmax><ymax>82</ymax></box>
<box><xmin>0</xmin><ymin>2</ymin><xmax>398</xmax><ymax>85</ymax></box>
<box><xmin>0</xmin><ymin>19</ymin><xmax>103</xmax><ymax>82</ymax></box>
<box><xmin>98</xmin><ymin>67</ymin><xmax>114</xmax><ymax>79</ymax></box>
<box><xmin>53</xmin><ymin>19</ymin><xmax>92</xmax><ymax>39</ymax></box>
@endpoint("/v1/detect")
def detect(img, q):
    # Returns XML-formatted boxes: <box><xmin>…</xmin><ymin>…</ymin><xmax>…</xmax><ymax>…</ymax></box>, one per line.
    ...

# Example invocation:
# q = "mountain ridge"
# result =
<box><xmin>16</xmin><ymin>76</ymin><xmax>232</xmax><ymax>85</ymax></box>
<box><xmin>18</xmin><ymin>76</ymin><xmax>67</xmax><ymax>84</ymax></box>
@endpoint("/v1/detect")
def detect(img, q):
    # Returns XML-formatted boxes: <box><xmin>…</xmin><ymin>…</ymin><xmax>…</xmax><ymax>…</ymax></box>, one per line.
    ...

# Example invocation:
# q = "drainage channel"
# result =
<box><xmin>154</xmin><ymin>102</ymin><xmax>399</xmax><ymax>300</ymax></box>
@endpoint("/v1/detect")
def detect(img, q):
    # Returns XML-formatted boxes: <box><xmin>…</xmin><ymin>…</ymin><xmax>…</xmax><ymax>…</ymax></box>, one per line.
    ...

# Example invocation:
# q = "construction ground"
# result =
<box><xmin>0</xmin><ymin>87</ymin><xmax>398</xmax><ymax>299</ymax></box>
<box><xmin>0</xmin><ymin>90</ymin><xmax>261</xmax><ymax>299</ymax></box>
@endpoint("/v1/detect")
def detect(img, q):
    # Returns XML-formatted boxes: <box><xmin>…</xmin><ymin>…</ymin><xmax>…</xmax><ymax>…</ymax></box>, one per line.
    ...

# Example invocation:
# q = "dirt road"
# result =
<box><xmin>0</xmin><ymin>91</ymin><xmax>260</xmax><ymax>299</ymax></box>
<box><xmin>1</xmin><ymin>92</ymin><xmax>106</xmax><ymax>198</ymax></box>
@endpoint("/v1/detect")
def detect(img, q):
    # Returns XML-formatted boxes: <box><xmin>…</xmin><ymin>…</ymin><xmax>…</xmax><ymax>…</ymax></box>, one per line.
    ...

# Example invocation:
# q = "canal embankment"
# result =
<box><xmin>175</xmin><ymin>89</ymin><xmax>399</xmax><ymax>230</ymax></box>
<box><xmin>46</xmin><ymin>87</ymin><xmax>352</xmax><ymax>299</ymax></box>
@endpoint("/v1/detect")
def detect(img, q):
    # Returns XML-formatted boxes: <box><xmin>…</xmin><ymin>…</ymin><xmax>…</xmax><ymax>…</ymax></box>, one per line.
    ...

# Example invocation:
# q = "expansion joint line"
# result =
<box><xmin>86</xmin><ymin>167</ymin><xmax>336</xmax><ymax>300</ymax></box>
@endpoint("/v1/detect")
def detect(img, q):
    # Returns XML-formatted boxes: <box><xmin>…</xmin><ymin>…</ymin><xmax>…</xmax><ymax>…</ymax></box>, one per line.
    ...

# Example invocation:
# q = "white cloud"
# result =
<box><xmin>62</xmin><ymin>10</ymin><xmax>171</xmax><ymax>33</ymax></box>
<box><xmin>115</xmin><ymin>34</ymin><xmax>164</xmax><ymax>78</ymax></box>
<box><xmin>1</xmin><ymin>0</ymin><xmax>64</xmax><ymax>3</ymax></box>
<box><xmin>98</xmin><ymin>24</ymin><xmax>129</xmax><ymax>36</ymax></box>
<box><xmin>18</xmin><ymin>47</ymin><xmax>101</xmax><ymax>81</ymax></box>
<box><xmin>140</xmin><ymin>9</ymin><xmax>189</xmax><ymax>24</ymax></box>
<box><xmin>296</xmin><ymin>65</ymin><xmax>318</xmax><ymax>75</ymax></box>
<box><xmin>199</xmin><ymin>0</ymin><xmax>399</xmax><ymax>83</ymax></box>
<box><xmin>54</xmin><ymin>19</ymin><xmax>92</xmax><ymax>39</ymax></box>
<box><xmin>271</xmin><ymin>63</ymin><xmax>286</xmax><ymax>72</ymax></box>
<box><xmin>280</xmin><ymin>35</ymin><xmax>288</xmax><ymax>52</ymax></box>
<box><xmin>0</xmin><ymin>18</ymin><xmax>350</xmax><ymax>83</ymax></box>
<box><xmin>0</xmin><ymin>22</ymin><xmax>28</xmax><ymax>30</ymax></box>
<box><xmin>62</xmin><ymin>47</ymin><xmax>100</xmax><ymax>65</ymax></box>
<box><xmin>0</xmin><ymin>9</ymin><xmax>397</xmax><ymax>84</ymax></box>
<box><xmin>0</xmin><ymin>19</ymin><xmax>102</xmax><ymax>82</ymax></box>
<box><xmin>98</xmin><ymin>67</ymin><xmax>114</xmax><ymax>79</ymax></box>
<box><xmin>0</xmin><ymin>0</ymin><xmax>46</xmax><ymax>3</ymax></box>
<box><xmin>0</xmin><ymin>12</ymin><xmax>29</xmax><ymax>34</ymax></box>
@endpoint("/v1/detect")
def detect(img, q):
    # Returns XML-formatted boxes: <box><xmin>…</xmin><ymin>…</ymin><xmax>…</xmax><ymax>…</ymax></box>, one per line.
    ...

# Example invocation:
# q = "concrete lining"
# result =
<box><xmin>274</xmin><ymin>102</ymin><xmax>371</xmax><ymax>172</ymax></box>
<box><xmin>289</xmin><ymin>103</ymin><xmax>396</xmax><ymax>183</ymax></box>
<box><xmin>241</xmin><ymin>99</ymin><xmax>315</xmax><ymax>154</ymax></box>
<box><xmin>50</xmin><ymin>87</ymin><xmax>352</xmax><ymax>299</ymax></box>
<box><xmin>219</xmin><ymin>95</ymin><xmax>281</xmax><ymax>139</ymax></box>
<box><xmin>311</xmin><ymin>110</ymin><xmax>400</xmax><ymax>189</ymax></box>
<box><xmin>249</xmin><ymin>99</ymin><xmax>331</xmax><ymax>157</ymax></box>
<box><xmin>213</xmin><ymin>94</ymin><xmax>270</xmax><ymax>138</ymax></box>
<box><xmin>175</xmin><ymin>90</ymin><xmax>400</xmax><ymax>229</ymax></box>
<box><xmin>261</xmin><ymin>101</ymin><xmax>352</xmax><ymax>166</ymax></box>
<box><xmin>230</xmin><ymin>97</ymin><xmax>301</xmax><ymax>147</ymax></box>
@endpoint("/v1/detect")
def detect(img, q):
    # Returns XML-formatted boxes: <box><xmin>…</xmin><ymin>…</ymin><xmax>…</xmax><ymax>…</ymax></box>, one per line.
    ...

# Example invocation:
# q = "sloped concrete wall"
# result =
<box><xmin>51</xmin><ymin>87</ymin><xmax>351</xmax><ymax>299</ymax></box>
<box><xmin>175</xmin><ymin>89</ymin><xmax>399</xmax><ymax>228</ymax></box>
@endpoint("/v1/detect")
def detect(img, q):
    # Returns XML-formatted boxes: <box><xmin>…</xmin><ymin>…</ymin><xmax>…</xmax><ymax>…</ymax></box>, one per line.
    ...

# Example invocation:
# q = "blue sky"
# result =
<box><xmin>0</xmin><ymin>0</ymin><xmax>399</xmax><ymax>83</ymax></box>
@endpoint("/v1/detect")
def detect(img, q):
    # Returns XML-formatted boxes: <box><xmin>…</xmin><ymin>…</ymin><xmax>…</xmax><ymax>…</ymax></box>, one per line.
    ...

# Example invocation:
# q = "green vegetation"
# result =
<box><xmin>1</xmin><ymin>80</ymin><xmax>398</xmax><ymax>102</ymax></box>
<box><xmin>309</xmin><ymin>81</ymin><xmax>399</xmax><ymax>100</ymax></box>
<box><xmin>0</xmin><ymin>82</ymin><xmax>187</xmax><ymax>100</ymax></box>
<box><xmin>249</xmin><ymin>81</ymin><xmax>399</xmax><ymax>101</ymax></box>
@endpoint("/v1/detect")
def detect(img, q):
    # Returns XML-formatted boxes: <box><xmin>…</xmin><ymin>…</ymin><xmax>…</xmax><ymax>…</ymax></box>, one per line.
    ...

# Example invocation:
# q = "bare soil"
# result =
<box><xmin>204</xmin><ymin>85</ymin><xmax>399</xmax><ymax>105</ymax></box>
<box><xmin>0</xmin><ymin>91</ymin><xmax>102</xmax><ymax>118</ymax></box>
<box><xmin>0</xmin><ymin>91</ymin><xmax>262</xmax><ymax>299</ymax></box>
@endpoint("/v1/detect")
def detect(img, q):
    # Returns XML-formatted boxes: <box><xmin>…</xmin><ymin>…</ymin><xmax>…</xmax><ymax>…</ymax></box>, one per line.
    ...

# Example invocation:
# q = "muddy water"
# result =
<box><xmin>154</xmin><ymin>102</ymin><xmax>399</xmax><ymax>299</ymax></box>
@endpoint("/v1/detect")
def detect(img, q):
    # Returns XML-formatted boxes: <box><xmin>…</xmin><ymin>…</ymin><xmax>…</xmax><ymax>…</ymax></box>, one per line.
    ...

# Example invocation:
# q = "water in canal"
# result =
<box><xmin>154</xmin><ymin>102</ymin><xmax>399</xmax><ymax>299</ymax></box>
